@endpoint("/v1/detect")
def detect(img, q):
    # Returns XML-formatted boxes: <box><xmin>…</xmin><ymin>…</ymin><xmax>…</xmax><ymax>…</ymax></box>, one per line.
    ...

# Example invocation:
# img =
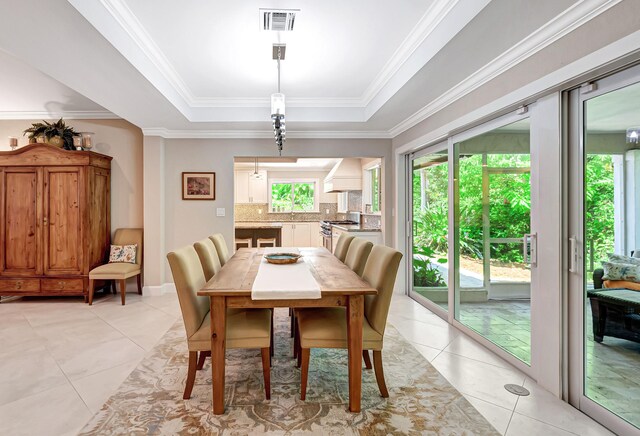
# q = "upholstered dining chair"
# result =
<box><xmin>167</xmin><ymin>245</ymin><xmax>272</xmax><ymax>400</ymax></box>
<box><xmin>333</xmin><ymin>233</ymin><xmax>354</xmax><ymax>262</ymax></box>
<box><xmin>344</xmin><ymin>237</ymin><xmax>373</xmax><ymax>277</ymax></box>
<box><xmin>194</xmin><ymin>238</ymin><xmax>223</xmax><ymax>281</ymax></box>
<box><xmin>209</xmin><ymin>233</ymin><xmax>230</xmax><ymax>266</ymax></box>
<box><xmin>88</xmin><ymin>228</ymin><xmax>143</xmax><ymax>306</ymax></box>
<box><xmin>295</xmin><ymin>245</ymin><xmax>403</xmax><ymax>400</ymax></box>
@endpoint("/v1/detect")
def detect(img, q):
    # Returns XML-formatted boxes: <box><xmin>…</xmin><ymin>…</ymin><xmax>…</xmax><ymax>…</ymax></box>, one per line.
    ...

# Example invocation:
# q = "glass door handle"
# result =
<box><xmin>569</xmin><ymin>236</ymin><xmax>578</xmax><ymax>273</ymax></box>
<box><xmin>523</xmin><ymin>233</ymin><xmax>537</xmax><ymax>267</ymax></box>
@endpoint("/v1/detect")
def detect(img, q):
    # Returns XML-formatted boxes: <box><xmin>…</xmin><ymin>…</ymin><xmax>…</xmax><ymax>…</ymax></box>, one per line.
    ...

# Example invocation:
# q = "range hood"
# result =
<box><xmin>323</xmin><ymin>158</ymin><xmax>362</xmax><ymax>193</ymax></box>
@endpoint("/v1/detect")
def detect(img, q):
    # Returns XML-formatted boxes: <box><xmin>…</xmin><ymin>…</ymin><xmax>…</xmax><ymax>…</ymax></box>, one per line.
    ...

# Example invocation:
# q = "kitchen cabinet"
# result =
<box><xmin>281</xmin><ymin>222</ymin><xmax>322</xmax><ymax>247</ymax></box>
<box><xmin>337</xmin><ymin>192</ymin><xmax>349</xmax><ymax>213</ymax></box>
<box><xmin>235</xmin><ymin>170</ymin><xmax>267</xmax><ymax>204</ymax></box>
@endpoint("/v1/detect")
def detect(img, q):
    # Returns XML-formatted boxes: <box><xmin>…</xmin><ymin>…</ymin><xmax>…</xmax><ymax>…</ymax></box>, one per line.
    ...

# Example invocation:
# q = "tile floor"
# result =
<box><xmin>0</xmin><ymin>292</ymin><xmax>615</xmax><ymax>435</ymax></box>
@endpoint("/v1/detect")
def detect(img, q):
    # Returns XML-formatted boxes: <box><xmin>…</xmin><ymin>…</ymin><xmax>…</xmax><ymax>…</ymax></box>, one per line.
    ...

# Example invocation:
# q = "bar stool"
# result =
<box><xmin>235</xmin><ymin>238</ymin><xmax>252</xmax><ymax>250</ymax></box>
<box><xmin>257</xmin><ymin>237</ymin><xmax>277</xmax><ymax>248</ymax></box>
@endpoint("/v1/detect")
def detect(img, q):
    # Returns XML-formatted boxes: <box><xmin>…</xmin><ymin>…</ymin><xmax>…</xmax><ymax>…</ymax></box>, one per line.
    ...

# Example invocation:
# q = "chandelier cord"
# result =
<box><xmin>277</xmin><ymin>47</ymin><xmax>281</xmax><ymax>93</ymax></box>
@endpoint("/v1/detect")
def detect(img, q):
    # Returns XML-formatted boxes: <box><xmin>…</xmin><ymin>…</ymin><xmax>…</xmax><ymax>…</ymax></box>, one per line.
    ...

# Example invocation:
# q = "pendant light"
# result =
<box><xmin>251</xmin><ymin>157</ymin><xmax>263</xmax><ymax>180</ymax></box>
<box><xmin>271</xmin><ymin>44</ymin><xmax>286</xmax><ymax>156</ymax></box>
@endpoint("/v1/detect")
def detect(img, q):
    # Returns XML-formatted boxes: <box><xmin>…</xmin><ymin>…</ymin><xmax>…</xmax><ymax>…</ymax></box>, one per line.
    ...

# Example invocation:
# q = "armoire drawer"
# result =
<box><xmin>0</xmin><ymin>279</ymin><xmax>40</xmax><ymax>293</ymax></box>
<box><xmin>41</xmin><ymin>278</ymin><xmax>84</xmax><ymax>293</ymax></box>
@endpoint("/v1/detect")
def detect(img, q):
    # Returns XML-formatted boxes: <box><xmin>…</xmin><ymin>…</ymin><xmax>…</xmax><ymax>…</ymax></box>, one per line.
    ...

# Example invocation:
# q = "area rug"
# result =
<box><xmin>79</xmin><ymin>309</ymin><xmax>498</xmax><ymax>435</ymax></box>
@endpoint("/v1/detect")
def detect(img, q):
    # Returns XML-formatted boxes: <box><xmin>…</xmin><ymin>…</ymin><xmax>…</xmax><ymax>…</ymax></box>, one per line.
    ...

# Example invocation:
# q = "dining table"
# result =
<box><xmin>197</xmin><ymin>247</ymin><xmax>377</xmax><ymax>415</ymax></box>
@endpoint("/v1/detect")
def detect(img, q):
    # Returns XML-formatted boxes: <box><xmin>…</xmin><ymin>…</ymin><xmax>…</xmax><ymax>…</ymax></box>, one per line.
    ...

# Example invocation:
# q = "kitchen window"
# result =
<box><xmin>363</xmin><ymin>165</ymin><xmax>381</xmax><ymax>214</ymax></box>
<box><xmin>269</xmin><ymin>179</ymin><xmax>319</xmax><ymax>213</ymax></box>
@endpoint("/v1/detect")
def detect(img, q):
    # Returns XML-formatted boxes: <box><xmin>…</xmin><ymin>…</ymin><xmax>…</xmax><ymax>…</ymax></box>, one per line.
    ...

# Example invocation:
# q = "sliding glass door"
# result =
<box><xmin>409</xmin><ymin>143</ymin><xmax>450</xmax><ymax>313</ymax></box>
<box><xmin>453</xmin><ymin>117</ymin><xmax>533</xmax><ymax>365</ymax></box>
<box><xmin>568</xmin><ymin>64</ymin><xmax>640</xmax><ymax>434</ymax></box>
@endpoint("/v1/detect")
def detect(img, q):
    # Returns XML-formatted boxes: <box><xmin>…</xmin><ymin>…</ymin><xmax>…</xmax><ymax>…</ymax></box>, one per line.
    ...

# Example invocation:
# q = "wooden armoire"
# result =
<box><xmin>0</xmin><ymin>144</ymin><xmax>111</xmax><ymax>301</ymax></box>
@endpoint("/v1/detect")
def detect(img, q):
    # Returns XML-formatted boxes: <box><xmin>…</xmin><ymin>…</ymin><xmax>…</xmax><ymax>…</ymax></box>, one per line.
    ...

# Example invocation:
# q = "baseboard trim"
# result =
<box><xmin>142</xmin><ymin>283</ymin><xmax>176</xmax><ymax>296</ymax></box>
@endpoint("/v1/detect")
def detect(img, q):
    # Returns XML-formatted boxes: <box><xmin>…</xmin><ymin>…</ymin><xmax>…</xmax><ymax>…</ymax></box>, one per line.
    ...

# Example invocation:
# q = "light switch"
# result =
<box><xmin>216</xmin><ymin>208</ymin><xmax>225</xmax><ymax>217</ymax></box>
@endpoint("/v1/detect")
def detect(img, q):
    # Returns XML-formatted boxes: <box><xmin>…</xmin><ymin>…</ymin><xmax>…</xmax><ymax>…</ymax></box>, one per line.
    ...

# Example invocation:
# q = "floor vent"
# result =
<box><xmin>260</xmin><ymin>9</ymin><xmax>298</xmax><ymax>31</ymax></box>
<box><xmin>504</xmin><ymin>384</ymin><xmax>530</xmax><ymax>396</ymax></box>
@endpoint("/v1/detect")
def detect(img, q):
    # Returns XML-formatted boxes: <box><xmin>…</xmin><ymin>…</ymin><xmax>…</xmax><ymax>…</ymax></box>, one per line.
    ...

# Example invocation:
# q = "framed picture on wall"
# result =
<box><xmin>182</xmin><ymin>172</ymin><xmax>215</xmax><ymax>200</ymax></box>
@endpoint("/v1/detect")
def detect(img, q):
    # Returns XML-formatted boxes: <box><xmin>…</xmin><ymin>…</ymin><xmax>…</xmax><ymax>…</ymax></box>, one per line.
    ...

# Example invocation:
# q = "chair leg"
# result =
<box><xmin>120</xmin><ymin>279</ymin><xmax>126</xmax><ymax>305</ymax></box>
<box><xmin>363</xmin><ymin>349</ymin><xmax>372</xmax><ymax>369</ymax></box>
<box><xmin>183</xmin><ymin>351</ymin><xmax>197</xmax><ymax>399</ymax></box>
<box><xmin>137</xmin><ymin>274</ymin><xmax>142</xmax><ymax>295</ymax></box>
<box><xmin>372</xmin><ymin>350</ymin><xmax>389</xmax><ymax>398</ymax></box>
<box><xmin>111</xmin><ymin>280</ymin><xmax>117</xmax><ymax>294</ymax></box>
<box><xmin>197</xmin><ymin>350</ymin><xmax>210</xmax><ymax>370</ymax></box>
<box><xmin>290</xmin><ymin>309</ymin><xmax>295</xmax><ymax>338</ymax></box>
<box><xmin>261</xmin><ymin>347</ymin><xmax>271</xmax><ymax>400</ymax></box>
<box><xmin>88</xmin><ymin>279</ymin><xmax>95</xmax><ymax>305</ymax></box>
<box><xmin>300</xmin><ymin>348</ymin><xmax>310</xmax><ymax>400</ymax></box>
<box><xmin>295</xmin><ymin>323</ymin><xmax>302</xmax><ymax>367</ymax></box>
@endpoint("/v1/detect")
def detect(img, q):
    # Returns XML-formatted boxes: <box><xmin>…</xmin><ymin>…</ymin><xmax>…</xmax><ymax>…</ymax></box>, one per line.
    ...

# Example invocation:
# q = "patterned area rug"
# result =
<box><xmin>80</xmin><ymin>309</ymin><xmax>498</xmax><ymax>435</ymax></box>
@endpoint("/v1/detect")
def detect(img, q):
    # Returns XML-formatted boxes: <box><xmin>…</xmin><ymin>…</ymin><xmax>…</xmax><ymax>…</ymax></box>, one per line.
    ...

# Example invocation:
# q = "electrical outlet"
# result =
<box><xmin>258</xmin><ymin>209</ymin><xmax>262</xmax><ymax>214</ymax></box>
<box><xmin>325</xmin><ymin>209</ymin><xmax>329</xmax><ymax>214</ymax></box>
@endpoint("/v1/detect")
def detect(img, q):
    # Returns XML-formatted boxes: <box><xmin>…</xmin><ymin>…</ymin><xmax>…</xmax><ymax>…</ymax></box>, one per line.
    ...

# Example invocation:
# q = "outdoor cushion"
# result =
<box><xmin>604</xmin><ymin>280</ymin><xmax>640</xmax><ymax>291</ymax></box>
<box><xmin>89</xmin><ymin>262</ymin><xmax>141</xmax><ymax>279</ymax></box>
<box><xmin>188</xmin><ymin>308</ymin><xmax>271</xmax><ymax>351</ymax></box>
<box><xmin>602</xmin><ymin>261</ymin><xmax>640</xmax><ymax>282</ymax></box>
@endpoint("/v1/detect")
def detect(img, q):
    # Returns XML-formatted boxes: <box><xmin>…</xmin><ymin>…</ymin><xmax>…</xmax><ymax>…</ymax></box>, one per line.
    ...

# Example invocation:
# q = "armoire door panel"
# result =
<box><xmin>1</xmin><ymin>168</ymin><xmax>42</xmax><ymax>275</ymax></box>
<box><xmin>43</xmin><ymin>167</ymin><xmax>83</xmax><ymax>275</ymax></box>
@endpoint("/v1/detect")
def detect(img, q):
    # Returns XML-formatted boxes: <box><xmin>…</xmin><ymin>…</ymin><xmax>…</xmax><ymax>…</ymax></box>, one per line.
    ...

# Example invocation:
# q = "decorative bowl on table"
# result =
<box><xmin>264</xmin><ymin>253</ymin><xmax>302</xmax><ymax>264</ymax></box>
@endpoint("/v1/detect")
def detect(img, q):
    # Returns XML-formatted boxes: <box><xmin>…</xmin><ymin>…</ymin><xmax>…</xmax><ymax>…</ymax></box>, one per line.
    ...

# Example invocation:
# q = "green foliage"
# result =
<box><xmin>271</xmin><ymin>182</ymin><xmax>315</xmax><ymax>212</ymax></box>
<box><xmin>413</xmin><ymin>246</ymin><xmax>447</xmax><ymax>288</ymax></box>
<box><xmin>23</xmin><ymin>118</ymin><xmax>80</xmax><ymax>150</ymax></box>
<box><xmin>585</xmin><ymin>154</ymin><xmax>614</xmax><ymax>270</ymax></box>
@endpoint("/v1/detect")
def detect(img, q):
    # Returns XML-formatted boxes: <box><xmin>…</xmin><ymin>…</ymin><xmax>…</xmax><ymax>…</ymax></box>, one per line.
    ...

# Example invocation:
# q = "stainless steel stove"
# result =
<box><xmin>320</xmin><ymin>220</ymin><xmax>358</xmax><ymax>251</ymax></box>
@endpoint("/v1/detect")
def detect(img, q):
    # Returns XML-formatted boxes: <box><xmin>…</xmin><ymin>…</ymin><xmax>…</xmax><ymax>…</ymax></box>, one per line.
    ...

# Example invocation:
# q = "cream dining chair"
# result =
<box><xmin>209</xmin><ymin>233</ymin><xmax>230</xmax><ymax>266</ymax></box>
<box><xmin>344</xmin><ymin>237</ymin><xmax>373</xmax><ymax>277</ymax></box>
<box><xmin>333</xmin><ymin>233</ymin><xmax>354</xmax><ymax>262</ymax></box>
<box><xmin>167</xmin><ymin>245</ymin><xmax>272</xmax><ymax>400</ymax></box>
<box><xmin>295</xmin><ymin>245</ymin><xmax>403</xmax><ymax>400</ymax></box>
<box><xmin>88</xmin><ymin>228</ymin><xmax>143</xmax><ymax>306</ymax></box>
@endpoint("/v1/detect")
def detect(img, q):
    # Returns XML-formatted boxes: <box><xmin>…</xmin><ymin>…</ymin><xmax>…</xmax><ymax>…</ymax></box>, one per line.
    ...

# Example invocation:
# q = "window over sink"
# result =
<box><xmin>269</xmin><ymin>179</ymin><xmax>319</xmax><ymax>213</ymax></box>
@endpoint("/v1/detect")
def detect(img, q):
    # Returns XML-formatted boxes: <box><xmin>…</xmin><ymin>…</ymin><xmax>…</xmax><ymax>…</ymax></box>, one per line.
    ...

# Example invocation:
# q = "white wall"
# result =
<box><xmin>0</xmin><ymin>118</ymin><xmax>143</xmax><ymax>234</ymax></box>
<box><xmin>146</xmin><ymin>138</ymin><xmax>392</xmax><ymax>285</ymax></box>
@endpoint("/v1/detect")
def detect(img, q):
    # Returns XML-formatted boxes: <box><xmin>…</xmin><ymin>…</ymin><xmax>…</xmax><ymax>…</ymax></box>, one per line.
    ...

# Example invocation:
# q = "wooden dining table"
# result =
<box><xmin>197</xmin><ymin>247</ymin><xmax>377</xmax><ymax>415</ymax></box>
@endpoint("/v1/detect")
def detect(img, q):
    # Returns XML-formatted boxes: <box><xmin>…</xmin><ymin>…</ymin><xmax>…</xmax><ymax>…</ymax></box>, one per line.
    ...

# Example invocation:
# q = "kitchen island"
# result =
<box><xmin>234</xmin><ymin>222</ymin><xmax>282</xmax><ymax>247</ymax></box>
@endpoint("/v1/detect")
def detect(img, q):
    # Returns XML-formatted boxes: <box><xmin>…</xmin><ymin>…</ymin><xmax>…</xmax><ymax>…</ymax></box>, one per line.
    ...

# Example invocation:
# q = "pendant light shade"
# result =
<box><xmin>271</xmin><ymin>93</ymin><xmax>285</xmax><ymax>118</ymax></box>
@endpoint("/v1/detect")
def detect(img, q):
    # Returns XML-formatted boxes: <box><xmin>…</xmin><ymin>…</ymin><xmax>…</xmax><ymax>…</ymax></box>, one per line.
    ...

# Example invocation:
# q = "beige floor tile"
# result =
<box><xmin>0</xmin><ymin>383</ymin><xmax>91</xmax><ymax>436</ymax></box>
<box><xmin>49</xmin><ymin>336</ymin><xmax>145</xmax><ymax>380</ymax></box>
<box><xmin>0</xmin><ymin>312</ymin><xmax>46</xmax><ymax>354</ymax></box>
<box><xmin>515</xmin><ymin>378</ymin><xmax>614</xmax><ymax>436</ymax></box>
<box><xmin>0</xmin><ymin>346</ymin><xmax>69</xmax><ymax>407</ymax></box>
<box><xmin>409</xmin><ymin>342</ymin><xmax>442</xmax><ymax>361</ymax></box>
<box><xmin>72</xmin><ymin>358</ymin><xmax>142</xmax><ymax>413</ymax></box>
<box><xmin>506</xmin><ymin>412</ymin><xmax>576</xmax><ymax>436</ymax></box>
<box><xmin>464</xmin><ymin>394</ymin><xmax>513</xmax><ymax>435</ymax></box>
<box><xmin>430</xmin><ymin>351</ymin><xmax>526</xmax><ymax>410</ymax></box>
<box><xmin>444</xmin><ymin>334</ymin><xmax>519</xmax><ymax>370</ymax></box>
<box><xmin>389</xmin><ymin>317</ymin><xmax>459</xmax><ymax>350</ymax></box>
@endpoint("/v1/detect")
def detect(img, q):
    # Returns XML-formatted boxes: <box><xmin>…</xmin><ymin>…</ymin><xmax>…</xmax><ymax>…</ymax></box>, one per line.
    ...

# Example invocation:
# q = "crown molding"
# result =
<box><xmin>360</xmin><ymin>0</ymin><xmax>459</xmax><ymax>107</ymax></box>
<box><xmin>0</xmin><ymin>110</ymin><xmax>119</xmax><ymax>120</ymax></box>
<box><xmin>388</xmin><ymin>0</ymin><xmax>622</xmax><ymax>137</ymax></box>
<box><xmin>141</xmin><ymin>128</ymin><xmax>391</xmax><ymax>139</ymax></box>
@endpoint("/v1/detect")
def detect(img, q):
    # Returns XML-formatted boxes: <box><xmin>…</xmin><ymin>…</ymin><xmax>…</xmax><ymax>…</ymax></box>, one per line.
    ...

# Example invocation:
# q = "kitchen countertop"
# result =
<box><xmin>235</xmin><ymin>222</ymin><xmax>283</xmax><ymax>229</ymax></box>
<box><xmin>331</xmin><ymin>224</ymin><xmax>381</xmax><ymax>232</ymax></box>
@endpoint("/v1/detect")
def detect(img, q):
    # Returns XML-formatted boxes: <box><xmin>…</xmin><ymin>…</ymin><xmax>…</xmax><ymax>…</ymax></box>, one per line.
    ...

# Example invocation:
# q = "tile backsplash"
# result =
<box><xmin>235</xmin><ymin>203</ymin><xmax>339</xmax><ymax>222</ymax></box>
<box><xmin>362</xmin><ymin>214</ymin><xmax>382</xmax><ymax>229</ymax></box>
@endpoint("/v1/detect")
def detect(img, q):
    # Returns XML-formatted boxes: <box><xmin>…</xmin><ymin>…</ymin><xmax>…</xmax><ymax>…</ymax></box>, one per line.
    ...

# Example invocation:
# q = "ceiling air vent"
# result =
<box><xmin>260</xmin><ymin>9</ymin><xmax>298</xmax><ymax>31</ymax></box>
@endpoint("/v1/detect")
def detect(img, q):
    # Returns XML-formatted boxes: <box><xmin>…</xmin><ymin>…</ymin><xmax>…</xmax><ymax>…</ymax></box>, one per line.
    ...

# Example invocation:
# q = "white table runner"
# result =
<box><xmin>251</xmin><ymin>248</ymin><xmax>321</xmax><ymax>300</ymax></box>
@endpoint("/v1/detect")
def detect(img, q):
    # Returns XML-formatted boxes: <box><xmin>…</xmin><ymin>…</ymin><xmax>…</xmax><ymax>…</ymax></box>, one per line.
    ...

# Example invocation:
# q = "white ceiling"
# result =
<box><xmin>586</xmin><ymin>80</ymin><xmax>640</xmax><ymax>132</ymax></box>
<box><xmin>234</xmin><ymin>158</ymin><xmax>341</xmax><ymax>171</ymax></box>
<box><xmin>0</xmin><ymin>0</ymin><xmax>623</xmax><ymax>138</ymax></box>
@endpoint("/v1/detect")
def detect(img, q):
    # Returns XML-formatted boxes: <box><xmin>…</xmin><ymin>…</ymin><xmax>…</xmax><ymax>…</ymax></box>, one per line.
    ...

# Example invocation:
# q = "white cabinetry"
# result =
<box><xmin>235</xmin><ymin>171</ymin><xmax>267</xmax><ymax>203</ymax></box>
<box><xmin>281</xmin><ymin>222</ymin><xmax>322</xmax><ymax>247</ymax></box>
<box><xmin>337</xmin><ymin>192</ymin><xmax>349</xmax><ymax>213</ymax></box>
